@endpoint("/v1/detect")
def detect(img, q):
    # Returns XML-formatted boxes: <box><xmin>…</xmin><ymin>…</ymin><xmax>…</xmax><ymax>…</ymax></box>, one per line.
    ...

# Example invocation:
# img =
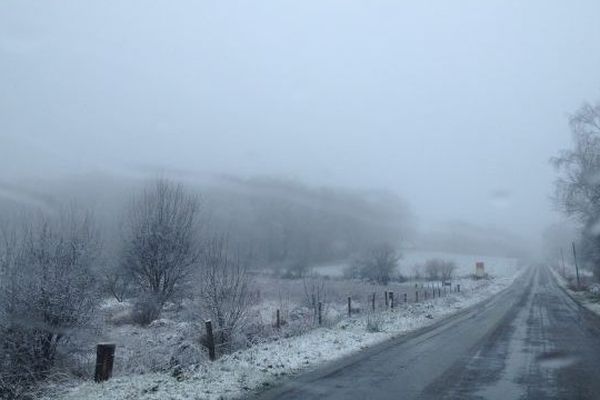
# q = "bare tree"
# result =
<box><xmin>424</xmin><ymin>258</ymin><xmax>456</xmax><ymax>281</ymax></box>
<box><xmin>103</xmin><ymin>267</ymin><xmax>132</xmax><ymax>303</ymax></box>
<box><xmin>353</xmin><ymin>243</ymin><xmax>400</xmax><ymax>285</ymax></box>
<box><xmin>553</xmin><ymin>101</ymin><xmax>600</xmax><ymax>221</ymax></box>
<box><xmin>121</xmin><ymin>179</ymin><xmax>202</xmax><ymax>323</ymax></box>
<box><xmin>552</xmin><ymin>100</ymin><xmax>600</xmax><ymax>279</ymax></box>
<box><xmin>197</xmin><ymin>236</ymin><xmax>255</xmax><ymax>353</ymax></box>
<box><xmin>303</xmin><ymin>271</ymin><xmax>328</xmax><ymax>323</ymax></box>
<box><xmin>0</xmin><ymin>209</ymin><xmax>100</xmax><ymax>397</ymax></box>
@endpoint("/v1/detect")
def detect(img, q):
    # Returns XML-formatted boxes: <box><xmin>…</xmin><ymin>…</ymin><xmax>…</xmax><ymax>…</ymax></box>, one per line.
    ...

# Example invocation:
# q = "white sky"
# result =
<box><xmin>2</xmin><ymin>0</ymin><xmax>600</xmax><ymax>240</ymax></box>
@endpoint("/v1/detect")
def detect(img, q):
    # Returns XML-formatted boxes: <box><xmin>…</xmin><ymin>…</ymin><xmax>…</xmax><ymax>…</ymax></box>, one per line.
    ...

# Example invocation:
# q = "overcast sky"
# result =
<box><xmin>1</xmin><ymin>0</ymin><xmax>600</xmax><ymax>240</ymax></box>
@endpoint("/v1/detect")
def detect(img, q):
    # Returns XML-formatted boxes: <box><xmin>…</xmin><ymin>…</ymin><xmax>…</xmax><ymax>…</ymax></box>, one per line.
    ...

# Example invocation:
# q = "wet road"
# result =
<box><xmin>256</xmin><ymin>266</ymin><xmax>600</xmax><ymax>400</ymax></box>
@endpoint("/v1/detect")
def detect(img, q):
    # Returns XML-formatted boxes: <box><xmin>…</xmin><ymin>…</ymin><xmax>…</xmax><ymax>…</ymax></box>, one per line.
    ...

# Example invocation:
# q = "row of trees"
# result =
<box><xmin>0</xmin><ymin>176</ymin><xmax>412</xmax><ymax>397</ymax></box>
<box><xmin>553</xmin><ymin>100</ymin><xmax>600</xmax><ymax>279</ymax></box>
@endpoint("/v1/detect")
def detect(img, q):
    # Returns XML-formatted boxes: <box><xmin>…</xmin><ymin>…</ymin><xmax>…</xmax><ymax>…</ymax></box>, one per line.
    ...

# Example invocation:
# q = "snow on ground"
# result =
<box><xmin>315</xmin><ymin>249</ymin><xmax>521</xmax><ymax>279</ymax></box>
<box><xmin>45</xmin><ymin>270</ymin><xmax>523</xmax><ymax>400</ymax></box>
<box><xmin>550</xmin><ymin>266</ymin><xmax>600</xmax><ymax>316</ymax></box>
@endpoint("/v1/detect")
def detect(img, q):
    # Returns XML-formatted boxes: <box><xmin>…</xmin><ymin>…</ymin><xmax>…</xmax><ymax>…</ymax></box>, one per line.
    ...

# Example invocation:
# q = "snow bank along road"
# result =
<box><xmin>255</xmin><ymin>265</ymin><xmax>600</xmax><ymax>400</ymax></box>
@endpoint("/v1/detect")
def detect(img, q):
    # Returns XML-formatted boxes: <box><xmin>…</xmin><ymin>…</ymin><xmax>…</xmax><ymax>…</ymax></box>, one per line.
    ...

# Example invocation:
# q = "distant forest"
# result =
<box><xmin>0</xmin><ymin>174</ymin><xmax>416</xmax><ymax>272</ymax></box>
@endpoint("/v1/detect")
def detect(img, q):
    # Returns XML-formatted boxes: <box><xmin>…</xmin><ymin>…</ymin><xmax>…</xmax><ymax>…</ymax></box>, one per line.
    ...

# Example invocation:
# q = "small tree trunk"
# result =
<box><xmin>205</xmin><ymin>320</ymin><xmax>216</xmax><ymax>361</ymax></box>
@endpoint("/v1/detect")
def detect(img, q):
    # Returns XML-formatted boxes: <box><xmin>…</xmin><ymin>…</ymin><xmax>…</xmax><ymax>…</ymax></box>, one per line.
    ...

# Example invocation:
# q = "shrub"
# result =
<box><xmin>121</xmin><ymin>179</ymin><xmax>202</xmax><ymax>323</ymax></box>
<box><xmin>0</xmin><ymin>210</ymin><xmax>100</xmax><ymax>398</ymax></box>
<box><xmin>353</xmin><ymin>243</ymin><xmax>400</xmax><ymax>285</ymax></box>
<box><xmin>366</xmin><ymin>312</ymin><xmax>384</xmax><ymax>333</ymax></box>
<box><xmin>424</xmin><ymin>259</ymin><xmax>457</xmax><ymax>281</ymax></box>
<box><xmin>131</xmin><ymin>294</ymin><xmax>163</xmax><ymax>326</ymax></box>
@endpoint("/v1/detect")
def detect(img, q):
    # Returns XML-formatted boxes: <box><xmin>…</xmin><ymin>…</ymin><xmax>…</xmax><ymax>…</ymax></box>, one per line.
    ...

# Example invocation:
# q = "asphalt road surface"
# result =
<box><xmin>255</xmin><ymin>266</ymin><xmax>600</xmax><ymax>400</ymax></box>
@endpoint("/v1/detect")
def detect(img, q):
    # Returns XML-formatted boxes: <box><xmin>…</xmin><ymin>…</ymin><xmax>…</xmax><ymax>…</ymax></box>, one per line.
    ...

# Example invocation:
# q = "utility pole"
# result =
<box><xmin>572</xmin><ymin>242</ymin><xmax>581</xmax><ymax>288</ymax></box>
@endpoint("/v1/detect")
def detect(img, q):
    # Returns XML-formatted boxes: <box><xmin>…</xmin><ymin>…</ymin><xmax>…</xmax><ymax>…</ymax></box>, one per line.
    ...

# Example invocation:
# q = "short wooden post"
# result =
<box><xmin>348</xmin><ymin>297</ymin><xmax>352</xmax><ymax>317</ymax></box>
<box><xmin>389</xmin><ymin>292</ymin><xmax>394</xmax><ymax>310</ymax></box>
<box><xmin>205</xmin><ymin>320</ymin><xmax>216</xmax><ymax>361</ymax></box>
<box><xmin>573</xmin><ymin>242</ymin><xmax>581</xmax><ymax>288</ymax></box>
<box><xmin>404</xmin><ymin>293</ymin><xmax>407</xmax><ymax>303</ymax></box>
<box><xmin>415</xmin><ymin>291</ymin><xmax>419</xmax><ymax>302</ymax></box>
<box><xmin>432</xmin><ymin>287</ymin><xmax>436</xmax><ymax>298</ymax></box>
<box><xmin>561</xmin><ymin>247</ymin><xmax>566</xmax><ymax>277</ymax></box>
<box><xmin>384</xmin><ymin>291</ymin><xmax>388</xmax><ymax>307</ymax></box>
<box><xmin>318</xmin><ymin>301</ymin><xmax>323</xmax><ymax>325</ymax></box>
<box><xmin>372</xmin><ymin>293</ymin><xmax>376</xmax><ymax>311</ymax></box>
<box><xmin>276</xmin><ymin>309</ymin><xmax>281</xmax><ymax>329</ymax></box>
<box><xmin>94</xmin><ymin>343</ymin><xmax>116</xmax><ymax>383</ymax></box>
<box><xmin>457</xmin><ymin>284</ymin><xmax>461</xmax><ymax>293</ymax></box>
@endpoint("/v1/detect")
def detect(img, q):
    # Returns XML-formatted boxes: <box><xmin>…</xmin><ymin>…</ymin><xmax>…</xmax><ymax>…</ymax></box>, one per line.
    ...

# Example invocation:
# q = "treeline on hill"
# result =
<box><xmin>0</xmin><ymin>174</ymin><xmax>414</xmax><ymax>398</ymax></box>
<box><xmin>205</xmin><ymin>176</ymin><xmax>415</xmax><ymax>275</ymax></box>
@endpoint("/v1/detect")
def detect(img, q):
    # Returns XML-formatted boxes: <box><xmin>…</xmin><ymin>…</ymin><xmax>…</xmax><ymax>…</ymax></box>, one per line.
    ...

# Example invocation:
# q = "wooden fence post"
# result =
<box><xmin>384</xmin><ymin>291</ymin><xmax>388</xmax><ymax>307</ymax></box>
<box><xmin>95</xmin><ymin>343</ymin><xmax>116</xmax><ymax>383</ymax></box>
<box><xmin>389</xmin><ymin>292</ymin><xmax>394</xmax><ymax>310</ymax></box>
<box><xmin>457</xmin><ymin>284</ymin><xmax>461</xmax><ymax>293</ymax></box>
<box><xmin>372</xmin><ymin>293</ymin><xmax>376</xmax><ymax>311</ymax></box>
<box><xmin>348</xmin><ymin>297</ymin><xmax>352</xmax><ymax>317</ymax></box>
<box><xmin>415</xmin><ymin>291</ymin><xmax>419</xmax><ymax>302</ymax></box>
<box><xmin>404</xmin><ymin>293</ymin><xmax>407</xmax><ymax>303</ymax></box>
<box><xmin>205</xmin><ymin>320</ymin><xmax>216</xmax><ymax>361</ymax></box>
<box><xmin>318</xmin><ymin>301</ymin><xmax>323</xmax><ymax>325</ymax></box>
<box><xmin>573</xmin><ymin>242</ymin><xmax>581</xmax><ymax>288</ymax></box>
<box><xmin>276</xmin><ymin>309</ymin><xmax>281</xmax><ymax>329</ymax></box>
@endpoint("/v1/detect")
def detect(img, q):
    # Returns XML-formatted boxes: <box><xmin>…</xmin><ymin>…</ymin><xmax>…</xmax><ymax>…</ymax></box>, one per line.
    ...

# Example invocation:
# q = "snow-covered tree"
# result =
<box><xmin>121</xmin><ymin>179</ymin><xmax>202</xmax><ymax>323</ymax></box>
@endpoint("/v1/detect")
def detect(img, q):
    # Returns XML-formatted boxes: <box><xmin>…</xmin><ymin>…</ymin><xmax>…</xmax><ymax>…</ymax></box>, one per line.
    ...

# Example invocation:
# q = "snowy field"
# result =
<box><xmin>314</xmin><ymin>249</ymin><xmax>521</xmax><ymax>279</ymax></box>
<box><xmin>43</xmin><ymin>259</ymin><xmax>524</xmax><ymax>400</ymax></box>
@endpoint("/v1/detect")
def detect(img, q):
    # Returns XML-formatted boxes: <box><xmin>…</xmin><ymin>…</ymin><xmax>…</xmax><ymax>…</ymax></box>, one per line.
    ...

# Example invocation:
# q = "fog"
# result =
<box><xmin>2</xmin><ymin>0</ymin><xmax>600</xmax><ymax>254</ymax></box>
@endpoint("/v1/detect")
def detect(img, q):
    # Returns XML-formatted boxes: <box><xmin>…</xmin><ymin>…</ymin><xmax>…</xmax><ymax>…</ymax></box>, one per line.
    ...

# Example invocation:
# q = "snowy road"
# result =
<box><xmin>255</xmin><ymin>266</ymin><xmax>600</xmax><ymax>399</ymax></box>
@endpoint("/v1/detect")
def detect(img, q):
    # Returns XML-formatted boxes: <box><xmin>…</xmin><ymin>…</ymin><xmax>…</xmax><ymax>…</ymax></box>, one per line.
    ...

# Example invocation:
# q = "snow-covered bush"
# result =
<box><xmin>131</xmin><ymin>294</ymin><xmax>163</xmax><ymax>326</ymax></box>
<box><xmin>365</xmin><ymin>311</ymin><xmax>384</xmax><ymax>332</ymax></box>
<box><xmin>349</xmin><ymin>243</ymin><xmax>400</xmax><ymax>285</ymax></box>
<box><xmin>0</xmin><ymin>210</ymin><xmax>100</xmax><ymax>398</ymax></box>
<box><xmin>197</xmin><ymin>237</ymin><xmax>257</xmax><ymax>355</ymax></box>
<box><xmin>121</xmin><ymin>179</ymin><xmax>203</xmax><ymax>323</ymax></box>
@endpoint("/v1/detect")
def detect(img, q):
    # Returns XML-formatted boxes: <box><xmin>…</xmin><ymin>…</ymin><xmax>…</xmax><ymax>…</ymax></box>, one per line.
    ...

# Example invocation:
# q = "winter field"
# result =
<box><xmin>314</xmin><ymin>249</ymin><xmax>522</xmax><ymax>278</ymax></box>
<box><xmin>41</xmin><ymin>251</ymin><xmax>523</xmax><ymax>400</ymax></box>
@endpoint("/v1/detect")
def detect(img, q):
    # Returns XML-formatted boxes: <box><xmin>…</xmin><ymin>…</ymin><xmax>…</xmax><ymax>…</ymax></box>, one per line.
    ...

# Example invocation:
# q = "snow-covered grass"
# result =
<box><xmin>550</xmin><ymin>266</ymin><xmax>600</xmax><ymax>315</ymax></box>
<box><xmin>44</xmin><ymin>269</ymin><xmax>523</xmax><ymax>400</ymax></box>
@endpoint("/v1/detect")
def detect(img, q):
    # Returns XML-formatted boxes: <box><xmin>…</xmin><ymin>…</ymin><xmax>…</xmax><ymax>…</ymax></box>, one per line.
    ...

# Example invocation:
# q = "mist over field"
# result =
<box><xmin>2</xmin><ymin>1</ymin><xmax>600</xmax><ymax>255</ymax></box>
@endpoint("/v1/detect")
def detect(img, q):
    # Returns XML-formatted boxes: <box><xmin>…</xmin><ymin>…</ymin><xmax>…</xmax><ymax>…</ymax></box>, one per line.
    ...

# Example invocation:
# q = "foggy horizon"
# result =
<box><xmin>3</xmin><ymin>1</ymin><xmax>600</xmax><ymax>248</ymax></box>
